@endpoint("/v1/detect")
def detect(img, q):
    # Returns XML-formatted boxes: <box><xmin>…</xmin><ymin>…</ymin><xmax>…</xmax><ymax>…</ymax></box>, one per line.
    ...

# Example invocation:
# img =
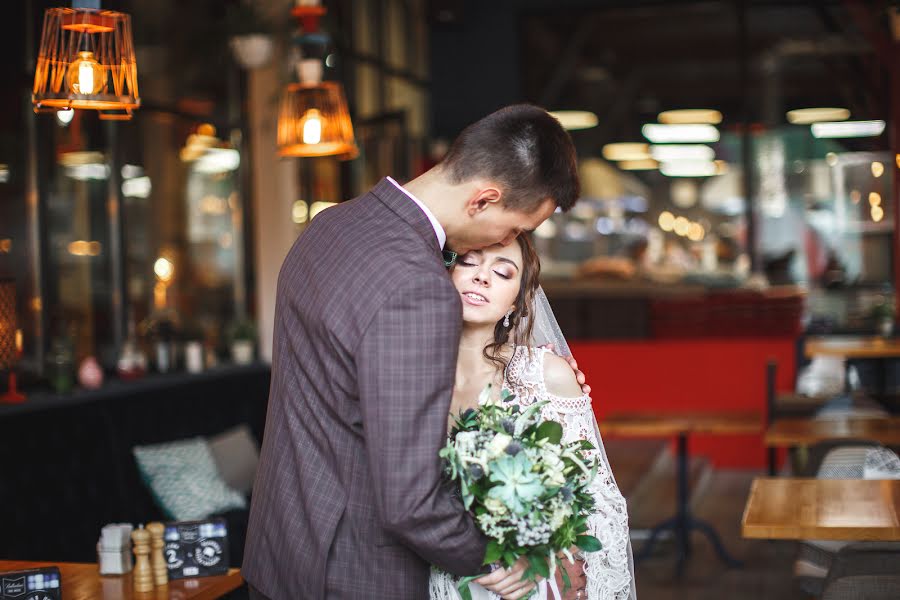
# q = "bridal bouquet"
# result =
<box><xmin>439</xmin><ymin>387</ymin><xmax>602</xmax><ymax>600</ymax></box>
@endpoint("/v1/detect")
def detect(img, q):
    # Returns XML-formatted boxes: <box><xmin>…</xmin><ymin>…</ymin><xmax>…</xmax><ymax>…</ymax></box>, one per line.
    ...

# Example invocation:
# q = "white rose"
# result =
<box><xmin>484</xmin><ymin>497</ymin><xmax>508</xmax><ymax>516</ymax></box>
<box><xmin>541</xmin><ymin>447</ymin><xmax>566</xmax><ymax>487</ymax></box>
<box><xmin>488</xmin><ymin>433</ymin><xmax>512</xmax><ymax>458</ymax></box>
<box><xmin>549</xmin><ymin>502</ymin><xmax>572</xmax><ymax>530</ymax></box>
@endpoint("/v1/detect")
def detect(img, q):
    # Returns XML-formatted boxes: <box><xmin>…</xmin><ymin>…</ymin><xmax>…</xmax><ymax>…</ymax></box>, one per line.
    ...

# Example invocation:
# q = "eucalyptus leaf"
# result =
<box><xmin>576</xmin><ymin>535</ymin><xmax>603</xmax><ymax>552</ymax></box>
<box><xmin>528</xmin><ymin>554</ymin><xmax>550</xmax><ymax>579</ymax></box>
<box><xmin>456</xmin><ymin>576</ymin><xmax>478</xmax><ymax>600</ymax></box>
<box><xmin>560</xmin><ymin>563</ymin><xmax>571</xmax><ymax>590</ymax></box>
<box><xmin>536</xmin><ymin>421</ymin><xmax>563</xmax><ymax>444</ymax></box>
<box><xmin>483</xmin><ymin>540</ymin><xmax>503</xmax><ymax>565</ymax></box>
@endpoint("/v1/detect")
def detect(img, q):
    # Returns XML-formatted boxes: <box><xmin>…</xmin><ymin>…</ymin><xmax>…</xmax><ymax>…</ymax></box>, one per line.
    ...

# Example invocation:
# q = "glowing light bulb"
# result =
<box><xmin>66</xmin><ymin>51</ymin><xmax>106</xmax><ymax>95</ymax></box>
<box><xmin>56</xmin><ymin>109</ymin><xmax>75</xmax><ymax>125</ymax></box>
<box><xmin>302</xmin><ymin>109</ymin><xmax>323</xmax><ymax>145</ymax></box>
<box><xmin>658</xmin><ymin>211</ymin><xmax>675</xmax><ymax>232</ymax></box>
<box><xmin>154</xmin><ymin>257</ymin><xmax>174</xmax><ymax>283</ymax></box>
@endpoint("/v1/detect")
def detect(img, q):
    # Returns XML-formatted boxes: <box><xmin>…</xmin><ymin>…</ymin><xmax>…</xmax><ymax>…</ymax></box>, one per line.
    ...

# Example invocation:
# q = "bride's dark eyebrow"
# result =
<box><xmin>493</xmin><ymin>257</ymin><xmax>519</xmax><ymax>270</ymax></box>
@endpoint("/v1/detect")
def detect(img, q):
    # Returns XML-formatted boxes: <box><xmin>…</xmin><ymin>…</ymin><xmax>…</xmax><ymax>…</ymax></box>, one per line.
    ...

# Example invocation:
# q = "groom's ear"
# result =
<box><xmin>466</xmin><ymin>187</ymin><xmax>502</xmax><ymax>216</ymax></box>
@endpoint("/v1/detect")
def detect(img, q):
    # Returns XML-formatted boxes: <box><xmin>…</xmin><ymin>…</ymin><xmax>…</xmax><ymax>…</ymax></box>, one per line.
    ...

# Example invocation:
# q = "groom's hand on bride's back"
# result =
<box><xmin>475</xmin><ymin>557</ymin><xmax>536</xmax><ymax>600</ymax></box>
<box><xmin>541</xmin><ymin>344</ymin><xmax>591</xmax><ymax>396</ymax></box>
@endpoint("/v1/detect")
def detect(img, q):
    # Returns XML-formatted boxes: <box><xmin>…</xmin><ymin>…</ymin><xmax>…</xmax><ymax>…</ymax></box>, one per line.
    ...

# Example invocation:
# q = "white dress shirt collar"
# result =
<box><xmin>386</xmin><ymin>176</ymin><xmax>447</xmax><ymax>250</ymax></box>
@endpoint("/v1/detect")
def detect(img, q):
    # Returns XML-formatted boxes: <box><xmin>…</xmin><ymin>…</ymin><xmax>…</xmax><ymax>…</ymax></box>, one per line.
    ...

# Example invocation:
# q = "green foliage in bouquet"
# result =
<box><xmin>439</xmin><ymin>386</ymin><xmax>602</xmax><ymax>600</ymax></box>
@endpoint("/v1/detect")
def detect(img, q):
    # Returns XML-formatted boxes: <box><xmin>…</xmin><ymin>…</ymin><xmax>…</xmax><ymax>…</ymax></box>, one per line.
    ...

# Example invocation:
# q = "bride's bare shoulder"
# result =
<box><xmin>541</xmin><ymin>351</ymin><xmax>584</xmax><ymax>397</ymax></box>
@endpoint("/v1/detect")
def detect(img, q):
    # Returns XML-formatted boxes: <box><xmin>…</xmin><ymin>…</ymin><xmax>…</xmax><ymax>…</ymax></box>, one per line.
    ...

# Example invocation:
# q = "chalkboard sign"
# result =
<box><xmin>0</xmin><ymin>567</ymin><xmax>61</xmax><ymax>600</ymax></box>
<box><xmin>163</xmin><ymin>518</ymin><xmax>229</xmax><ymax>579</ymax></box>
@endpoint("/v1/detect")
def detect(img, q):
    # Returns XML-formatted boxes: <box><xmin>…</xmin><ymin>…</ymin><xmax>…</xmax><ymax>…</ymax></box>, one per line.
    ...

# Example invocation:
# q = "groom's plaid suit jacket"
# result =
<box><xmin>242</xmin><ymin>178</ymin><xmax>487</xmax><ymax>599</ymax></box>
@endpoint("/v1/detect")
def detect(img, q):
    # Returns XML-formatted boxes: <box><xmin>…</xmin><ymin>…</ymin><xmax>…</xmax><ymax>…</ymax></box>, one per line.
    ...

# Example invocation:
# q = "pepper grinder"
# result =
<box><xmin>131</xmin><ymin>525</ymin><xmax>154</xmax><ymax>592</ymax></box>
<box><xmin>146</xmin><ymin>522</ymin><xmax>168</xmax><ymax>586</ymax></box>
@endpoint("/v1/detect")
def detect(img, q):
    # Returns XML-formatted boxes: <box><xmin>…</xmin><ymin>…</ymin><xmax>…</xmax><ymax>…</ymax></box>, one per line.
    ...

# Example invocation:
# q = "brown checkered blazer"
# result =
<box><xmin>242</xmin><ymin>178</ymin><xmax>487</xmax><ymax>599</ymax></box>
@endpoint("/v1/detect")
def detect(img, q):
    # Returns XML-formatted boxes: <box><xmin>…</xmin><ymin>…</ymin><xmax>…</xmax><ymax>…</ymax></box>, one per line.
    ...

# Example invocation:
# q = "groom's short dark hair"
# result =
<box><xmin>440</xmin><ymin>104</ymin><xmax>580</xmax><ymax>212</ymax></box>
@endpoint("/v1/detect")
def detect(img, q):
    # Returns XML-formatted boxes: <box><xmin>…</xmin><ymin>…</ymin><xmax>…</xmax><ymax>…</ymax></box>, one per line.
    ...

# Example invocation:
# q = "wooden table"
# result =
<box><xmin>600</xmin><ymin>411</ymin><xmax>762</xmax><ymax>437</ymax></box>
<box><xmin>600</xmin><ymin>411</ymin><xmax>762</xmax><ymax>575</ymax></box>
<box><xmin>765</xmin><ymin>416</ymin><xmax>900</xmax><ymax>447</ymax></box>
<box><xmin>742</xmin><ymin>478</ymin><xmax>900</xmax><ymax>540</ymax></box>
<box><xmin>805</xmin><ymin>336</ymin><xmax>900</xmax><ymax>401</ymax></box>
<box><xmin>0</xmin><ymin>561</ymin><xmax>243</xmax><ymax>600</ymax></box>
<box><xmin>805</xmin><ymin>336</ymin><xmax>900</xmax><ymax>359</ymax></box>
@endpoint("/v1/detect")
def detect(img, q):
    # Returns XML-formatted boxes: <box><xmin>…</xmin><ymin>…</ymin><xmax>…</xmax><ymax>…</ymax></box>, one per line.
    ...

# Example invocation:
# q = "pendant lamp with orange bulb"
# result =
<box><xmin>277</xmin><ymin>1</ymin><xmax>357</xmax><ymax>159</ymax></box>
<box><xmin>32</xmin><ymin>0</ymin><xmax>139</xmax><ymax>120</ymax></box>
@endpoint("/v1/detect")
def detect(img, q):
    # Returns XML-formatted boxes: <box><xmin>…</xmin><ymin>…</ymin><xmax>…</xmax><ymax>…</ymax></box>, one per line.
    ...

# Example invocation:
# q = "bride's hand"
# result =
<box><xmin>557</xmin><ymin>556</ymin><xmax>587</xmax><ymax>600</ymax></box>
<box><xmin>541</xmin><ymin>344</ymin><xmax>591</xmax><ymax>395</ymax></box>
<box><xmin>474</xmin><ymin>557</ymin><xmax>536</xmax><ymax>599</ymax></box>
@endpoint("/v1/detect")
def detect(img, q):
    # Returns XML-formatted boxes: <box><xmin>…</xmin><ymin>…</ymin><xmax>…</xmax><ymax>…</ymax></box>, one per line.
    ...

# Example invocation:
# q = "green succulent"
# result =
<box><xmin>487</xmin><ymin>453</ymin><xmax>544</xmax><ymax>515</ymax></box>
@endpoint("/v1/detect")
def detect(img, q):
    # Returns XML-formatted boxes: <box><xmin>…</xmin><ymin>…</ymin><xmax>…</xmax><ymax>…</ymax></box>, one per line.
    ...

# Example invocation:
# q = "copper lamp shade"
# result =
<box><xmin>277</xmin><ymin>81</ymin><xmax>358</xmax><ymax>159</ymax></box>
<box><xmin>32</xmin><ymin>7</ymin><xmax>140</xmax><ymax>120</ymax></box>
<box><xmin>0</xmin><ymin>280</ymin><xmax>14</xmax><ymax>372</ymax></box>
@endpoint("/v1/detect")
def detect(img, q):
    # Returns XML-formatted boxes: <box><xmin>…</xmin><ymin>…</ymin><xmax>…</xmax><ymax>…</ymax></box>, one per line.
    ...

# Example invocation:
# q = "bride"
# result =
<box><xmin>430</xmin><ymin>235</ymin><xmax>636</xmax><ymax>600</ymax></box>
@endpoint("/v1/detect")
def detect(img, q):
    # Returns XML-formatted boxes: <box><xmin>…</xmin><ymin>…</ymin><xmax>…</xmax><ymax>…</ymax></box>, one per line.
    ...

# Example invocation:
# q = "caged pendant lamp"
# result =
<box><xmin>32</xmin><ymin>0</ymin><xmax>139</xmax><ymax>120</ymax></box>
<box><xmin>277</xmin><ymin>61</ymin><xmax>357</xmax><ymax>159</ymax></box>
<box><xmin>276</xmin><ymin>1</ymin><xmax>356</xmax><ymax>159</ymax></box>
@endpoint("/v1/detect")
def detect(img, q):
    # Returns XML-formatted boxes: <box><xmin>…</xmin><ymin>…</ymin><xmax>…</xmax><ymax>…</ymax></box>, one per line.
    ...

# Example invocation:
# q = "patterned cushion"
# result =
<box><xmin>133</xmin><ymin>437</ymin><xmax>246</xmax><ymax>521</ymax></box>
<box><xmin>207</xmin><ymin>424</ymin><xmax>260</xmax><ymax>495</ymax></box>
<box><xmin>864</xmin><ymin>447</ymin><xmax>900</xmax><ymax>479</ymax></box>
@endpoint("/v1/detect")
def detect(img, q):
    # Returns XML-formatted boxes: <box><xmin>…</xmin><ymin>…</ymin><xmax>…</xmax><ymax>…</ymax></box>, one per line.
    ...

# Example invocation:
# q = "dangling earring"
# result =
<box><xmin>503</xmin><ymin>309</ymin><xmax>513</xmax><ymax>328</ymax></box>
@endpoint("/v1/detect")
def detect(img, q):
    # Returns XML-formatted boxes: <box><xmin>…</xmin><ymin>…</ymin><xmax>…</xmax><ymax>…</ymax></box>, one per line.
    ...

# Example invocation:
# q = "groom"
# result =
<box><xmin>243</xmin><ymin>104</ymin><xmax>581</xmax><ymax>599</ymax></box>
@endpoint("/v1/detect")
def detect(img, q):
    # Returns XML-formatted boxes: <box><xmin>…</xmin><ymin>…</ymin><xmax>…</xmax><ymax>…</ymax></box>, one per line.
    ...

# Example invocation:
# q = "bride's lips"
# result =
<box><xmin>461</xmin><ymin>291</ymin><xmax>489</xmax><ymax>306</ymax></box>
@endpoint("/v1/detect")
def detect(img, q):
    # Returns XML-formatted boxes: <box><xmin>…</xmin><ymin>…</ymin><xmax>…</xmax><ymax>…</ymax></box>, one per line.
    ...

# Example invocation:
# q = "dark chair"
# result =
<box><xmin>820</xmin><ymin>544</ymin><xmax>900</xmax><ymax>600</ymax></box>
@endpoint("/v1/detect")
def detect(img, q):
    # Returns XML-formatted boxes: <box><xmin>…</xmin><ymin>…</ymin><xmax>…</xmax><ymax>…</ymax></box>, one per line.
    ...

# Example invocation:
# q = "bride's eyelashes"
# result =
<box><xmin>457</xmin><ymin>259</ymin><xmax>513</xmax><ymax>280</ymax></box>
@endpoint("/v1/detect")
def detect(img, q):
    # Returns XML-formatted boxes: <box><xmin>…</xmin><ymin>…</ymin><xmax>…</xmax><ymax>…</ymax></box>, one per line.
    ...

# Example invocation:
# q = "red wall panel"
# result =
<box><xmin>571</xmin><ymin>338</ymin><xmax>797</xmax><ymax>468</ymax></box>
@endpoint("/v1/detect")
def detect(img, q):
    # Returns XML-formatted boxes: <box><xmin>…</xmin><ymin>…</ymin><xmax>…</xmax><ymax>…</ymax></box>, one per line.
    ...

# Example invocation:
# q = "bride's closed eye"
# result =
<box><xmin>457</xmin><ymin>258</ymin><xmax>513</xmax><ymax>280</ymax></box>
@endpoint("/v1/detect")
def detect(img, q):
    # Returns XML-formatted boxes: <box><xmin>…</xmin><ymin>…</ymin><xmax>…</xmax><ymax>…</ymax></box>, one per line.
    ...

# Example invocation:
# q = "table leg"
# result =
<box><xmin>634</xmin><ymin>432</ymin><xmax>742</xmax><ymax>575</ymax></box>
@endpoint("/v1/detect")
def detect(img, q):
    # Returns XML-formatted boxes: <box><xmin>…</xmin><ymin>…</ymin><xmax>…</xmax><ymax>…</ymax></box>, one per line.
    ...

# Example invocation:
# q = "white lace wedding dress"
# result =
<box><xmin>429</xmin><ymin>346</ymin><xmax>635</xmax><ymax>600</ymax></box>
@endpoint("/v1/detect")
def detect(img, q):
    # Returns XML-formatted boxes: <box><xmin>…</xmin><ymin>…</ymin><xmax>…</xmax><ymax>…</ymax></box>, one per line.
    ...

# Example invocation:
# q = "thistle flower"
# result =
<box><xmin>505</xmin><ymin>441</ymin><xmax>523</xmax><ymax>456</ymax></box>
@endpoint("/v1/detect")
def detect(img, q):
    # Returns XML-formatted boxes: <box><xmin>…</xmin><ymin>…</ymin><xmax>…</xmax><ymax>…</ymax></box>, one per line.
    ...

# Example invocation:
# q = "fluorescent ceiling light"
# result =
<box><xmin>786</xmin><ymin>107</ymin><xmax>850</xmax><ymax>124</ymax></box>
<box><xmin>193</xmin><ymin>148</ymin><xmax>241</xmax><ymax>174</ymax></box>
<box><xmin>618</xmin><ymin>158</ymin><xmax>658</xmax><ymax>170</ymax></box>
<box><xmin>660</xmin><ymin>160</ymin><xmax>718</xmax><ymax>177</ymax></box>
<box><xmin>121</xmin><ymin>176</ymin><xmax>152</xmax><ymax>198</ymax></box>
<box><xmin>548</xmin><ymin>110</ymin><xmax>599</xmax><ymax>130</ymax></box>
<box><xmin>65</xmin><ymin>163</ymin><xmax>110</xmax><ymax>181</ymax></box>
<box><xmin>811</xmin><ymin>120</ymin><xmax>885</xmax><ymax>139</ymax></box>
<box><xmin>121</xmin><ymin>164</ymin><xmax>144</xmax><ymax>179</ymax></box>
<box><xmin>602</xmin><ymin>142</ymin><xmax>650</xmax><ymax>161</ymax></box>
<box><xmin>642</xmin><ymin>123</ymin><xmax>720</xmax><ymax>144</ymax></box>
<box><xmin>658</xmin><ymin>109</ymin><xmax>722</xmax><ymax>125</ymax></box>
<box><xmin>650</xmin><ymin>144</ymin><xmax>715</xmax><ymax>161</ymax></box>
<box><xmin>58</xmin><ymin>151</ymin><xmax>105</xmax><ymax>167</ymax></box>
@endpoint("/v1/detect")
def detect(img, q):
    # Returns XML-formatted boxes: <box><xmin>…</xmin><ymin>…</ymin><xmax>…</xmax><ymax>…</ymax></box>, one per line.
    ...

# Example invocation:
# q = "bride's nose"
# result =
<box><xmin>472</xmin><ymin>269</ymin><xmax>490</xmax><ymax>286</ymax></box>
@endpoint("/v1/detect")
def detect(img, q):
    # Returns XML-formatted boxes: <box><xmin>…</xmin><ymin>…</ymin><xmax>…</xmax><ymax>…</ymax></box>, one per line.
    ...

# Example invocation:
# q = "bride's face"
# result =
<box><xmin>451</xmin><ymin>242</ymin><xmax>522</xmax><ymax>327</ymax></box>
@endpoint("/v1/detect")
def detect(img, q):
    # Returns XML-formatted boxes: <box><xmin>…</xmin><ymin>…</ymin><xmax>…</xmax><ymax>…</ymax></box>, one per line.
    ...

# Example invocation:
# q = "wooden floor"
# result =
<box><xmin>606</xmin><ymin>440</ymin><xmax>806</xmax><ymax>600</ymax></box>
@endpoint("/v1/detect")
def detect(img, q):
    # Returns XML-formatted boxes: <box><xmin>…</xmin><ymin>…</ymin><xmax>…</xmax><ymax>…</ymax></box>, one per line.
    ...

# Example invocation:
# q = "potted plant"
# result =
<box><xmin>226</xmin><ymin>2</ymin><xmax>275</xmax><ymax>69</ymax></box>
<box><xmin>140</xmin><ymin>311</ymin><xmax>180</xmax><ymax>374</ymax></box>
<box><xmin>227</xmin><ymin>317</ymin><xmax>257</xmax><ymax>365</ymax></box>
<box><xmin>181</xmin><ymin>321</ymin><xmax>206</xmax><ymax>374</ymax></box>
<box><xmin>871</xmin><ymin>301</ymin><xmax>895</xmax><ymax>338</ymax></box>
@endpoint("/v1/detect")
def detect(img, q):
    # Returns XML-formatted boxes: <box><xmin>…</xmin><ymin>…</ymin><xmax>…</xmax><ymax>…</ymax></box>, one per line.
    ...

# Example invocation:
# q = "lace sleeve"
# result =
<box><xmin>504</xmin><ymin>347</ymin><xmax>635</xmax><ymax>600</ymax></box>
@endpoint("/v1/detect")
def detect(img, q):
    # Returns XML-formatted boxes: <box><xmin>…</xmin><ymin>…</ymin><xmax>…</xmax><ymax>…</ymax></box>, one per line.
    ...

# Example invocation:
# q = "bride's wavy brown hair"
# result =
<box><xmin>482</xmin><ymin>234</ymin><xmax>541</xmax><ymax>371</ymax></box>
